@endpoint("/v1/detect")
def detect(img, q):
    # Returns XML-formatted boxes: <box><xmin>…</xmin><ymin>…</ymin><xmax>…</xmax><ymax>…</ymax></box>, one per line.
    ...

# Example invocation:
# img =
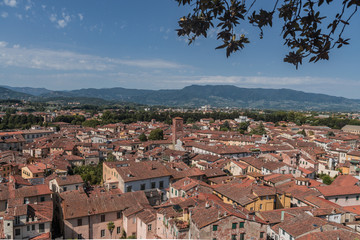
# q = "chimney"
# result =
<box><xmin>183</xmin><ymin>207</ymin><xmax>189</xmax><ymax>221</ymax></box>
<box><xmin>281</xmin><ymin>211</ymin><xmax>285</xmax><ymax>222</ymax></box>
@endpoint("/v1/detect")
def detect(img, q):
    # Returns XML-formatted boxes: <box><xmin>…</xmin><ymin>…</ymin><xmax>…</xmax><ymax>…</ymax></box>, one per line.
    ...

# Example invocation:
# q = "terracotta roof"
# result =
<box><xmin>55</xmin><ymin>175</ymin><xmax>84</xmax><ymax>186</ymax></box>
<box><xmin>343</xmin><ymin>205</ymin><xmax>360</xmax><ymax>215</ymax></box>
<box><xmin>331</xmin><ymin>175</ymin><xmax>359</xmax><ymax>187</ymax></box>
<box><xmin>14</xmin><ymin>184</ymin><xmax>52</xmax><ymax>199</ymax></box>
<box><xmin>137</xmin><ymin>208</ymin><xmax>156</xmax><ymax>224</ymax></box>
<box><xmin>61</xmin><ymin>190</ymin><xmax>149</xmax><ymax>219</ymax></box>
<box><xmin>316</xmin><ymin>185</ymin><xmax>360</xmax><ymax>197</ymax></box>
<box><xmin>274</xmin><ymin>214</ymin><xmax>331</xmax><ymax>238</ymax></box>
<box><xmin>297</xmin><ymin>229</ymin><xmax>360</xmax><ymax>240</ymax></box>
<box><xmin>256</xmin><ymin>206</ymin><xmax>311</xmax><ymax>224</ymax></box>
<box><xmin>214</xmin><ymin>182</ymin><xmax>276</xmax><ymax>206</ymax></box>
<box><xmin>105</xmin><ymin>161</ymin><xmax>171</xmax><ymax>183</ymax></box>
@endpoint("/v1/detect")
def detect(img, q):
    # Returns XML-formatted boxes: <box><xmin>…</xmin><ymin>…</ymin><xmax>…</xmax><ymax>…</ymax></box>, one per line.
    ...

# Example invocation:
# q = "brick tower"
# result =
<box><xmin>172</xmin><ymin>117</ymin><xmax>183</xmax><ymax>145</ymax></box>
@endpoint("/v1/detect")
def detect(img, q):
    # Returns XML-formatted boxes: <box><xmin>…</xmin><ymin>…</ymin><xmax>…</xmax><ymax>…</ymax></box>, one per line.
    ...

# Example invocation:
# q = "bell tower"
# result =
<box><xmin>172</xmin><ymin>117</ymin><xmax>183</xmax><ymax>145</ymax></box>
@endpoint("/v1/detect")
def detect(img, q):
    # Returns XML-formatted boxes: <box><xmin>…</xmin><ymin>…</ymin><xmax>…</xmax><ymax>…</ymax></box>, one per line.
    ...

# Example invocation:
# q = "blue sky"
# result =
<box><xmin>0</xmin><ymin>0</ymin><xmax>360</xmax><ymax>98</ymax></box>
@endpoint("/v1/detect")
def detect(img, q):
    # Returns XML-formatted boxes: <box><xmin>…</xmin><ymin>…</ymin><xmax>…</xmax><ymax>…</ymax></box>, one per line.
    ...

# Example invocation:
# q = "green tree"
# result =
<box><xmin>327</xmin><ymin>131</ymin><xmax>335</xmax><ymax>137</ymax></box>
<box><xmin>237</xmin><ymin>122</ymin><xmax>250</xmax><ymax>133</ymax></box>
<box><xmin>82</xmin><ymin>119</ymin><xmax>100</xmax><ymax>128</ymax></box>
<box><xmin>139</xmin><ymin>132</ymin><xmax>148</xmax><ymax>142</ymax></box>
<box><xmin>220</xmin><ymin>120</ymin><xmax>230</xmax><ymax>131</ymax></box>
<box><xmin>107</xmin><ymin>221</ymin><xmax>115</xmax><ymax>239</ymax></box>
<box><xmin>73</xmin><ymin>163</ymin><xmax>103</xmax><ymax>185</ymax></box>
<box><xmin>107</xmin><ymin>152</ymin><xmax>117</xmax><ymax>162</ymax></box>
<box><xmin>297</xmin><ymin>129</ymin><xmax>307</xmax><ymax>136</ymax></box>
<box><xmin>176</xmin><ymin>0</ymin><xmax>359</xmax><ymax>68</ymax></box>
<box><xmin>148</xmin><ymin>128</ymin><xmax>164</xmax><ymax>140</ymax></box>
<box><xmin>321</xmin><ymin>174</ymin><xmax>333</xmax><ymax>185</ymax></box>
<box><xmin>251</xmin><ymin>122</ymin><xmax>266</xmax><ymax>135</ymax></box>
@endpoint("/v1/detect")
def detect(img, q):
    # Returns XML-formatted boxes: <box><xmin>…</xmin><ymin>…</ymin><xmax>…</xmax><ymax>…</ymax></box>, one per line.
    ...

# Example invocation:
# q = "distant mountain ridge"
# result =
<box><xmin>2</xmin><ymin>85</ymin><xmax>360</xmax><ymax>111</ymax></box>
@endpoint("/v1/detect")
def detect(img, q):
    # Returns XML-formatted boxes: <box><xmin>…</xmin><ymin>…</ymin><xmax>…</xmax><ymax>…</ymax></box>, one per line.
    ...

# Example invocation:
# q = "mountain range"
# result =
<box><xmin>1</xmin><ymin>85</ymin><xmax>359</xmax><ymax>111</ymax></box>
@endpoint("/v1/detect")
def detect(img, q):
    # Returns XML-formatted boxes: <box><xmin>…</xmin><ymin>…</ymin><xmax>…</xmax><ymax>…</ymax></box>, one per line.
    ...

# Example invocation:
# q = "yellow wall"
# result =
<box><xmin>245</xmin><ymin>196</ymin><xmax>275</xmax><ymax>212</ymax></box>
<box><xmin>21</xmin><ymin>166</ymin><xmax>44</xmax><ymax>179</ymax></box>
<box><xmin>346</xmin><ymin>154</ymin><xmax>360</xmax><ymax>161</ymax></box>
<box><xmin>214</xmin><ymin>190</ymin><xmax>285</xmax><ymax>212</ymax></box>
<box><xmin>276</xmin><ymin>193</ymin><xmax>291</xmax><ymax>209</ymax></box>
<box><xmin>340</xmin><ymin>166</ymin><xmax>350</xmax><ymax>175</ymax></box>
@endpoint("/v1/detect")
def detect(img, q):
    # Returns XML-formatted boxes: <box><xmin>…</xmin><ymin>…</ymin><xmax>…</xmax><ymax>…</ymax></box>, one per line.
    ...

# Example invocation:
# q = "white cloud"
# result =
<box><xmin>57</xmin><ymin>19</ymin><xmax>67</xmax><ymax>28</ymax></box>
<box><xmin>78</xmin><ymin>13</ymin><xmax>83</xmax><ymax>21</ymax></box>
<box><xmin>15</xmin><ymin>13</ymin><xmax>22</xmax><ymax>20</ymax></box>
<box><xmin>0</xmin><ymin>41</ymin><xmax>8</xmax><ymax>47</ymax></box>
<box><xmin>49</xmin><ymin>14</ymin><xmax>57</xmax><ymax>22</ymax></box>
<box><xmin>56</xmin><ymin>12</ymin><xmax>71</xmax><ymax>28</ymax></box>
<box><xmin>0</xmin><ymin>43</ymin><xmax>186</xmax><ymax>71</ymax></box>
<box><xmin>13</xmin><ymin>44</ymin><xmax>20</xmax><ymax>48</ymax></box>
<box><xmin>1</xmin><ymin>12</ymin><xmax>8</xmax><ymax>18</ymax></box>
<box><xmin>3</xmin><ymin>0</ymin><xmax>17</xmax><ymax>7</ymax></box>
<box><xmin>177</xmin><ymin>75</ymin><xmax>332</xmax><ymax>86</ymax></box>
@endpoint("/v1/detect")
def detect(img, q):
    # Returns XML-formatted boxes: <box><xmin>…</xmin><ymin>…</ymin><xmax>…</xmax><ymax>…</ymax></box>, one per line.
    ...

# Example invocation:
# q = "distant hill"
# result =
<box><xmin>0</xmin><ymin>87</ymin><xmax>34</xmax><ymax>100</ymax></box>
<box><xmin>1</xmin><ymin>85</ymin><xmax>53</xmax><ymax>96</ymax></box>
<box><xmin>2</xmin><ymin>84</ymin><xmax>360</xmax><ymax>110</ymax></box>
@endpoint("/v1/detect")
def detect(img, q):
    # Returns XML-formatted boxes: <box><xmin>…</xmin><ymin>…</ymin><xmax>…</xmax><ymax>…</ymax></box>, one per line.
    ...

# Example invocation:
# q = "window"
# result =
<box><xmin>77</xmin><ymin>234</ymin><xmax>83</xmax><ymax>239</ymax></box>
<box><xmin>40</xmin><ymin>196</ymin><xmax>45</xmax><ymax>202</ymax></box>
<box><xmin>117</xmin><ymin>211</ymin><xmax>122</xmax><ymax>219</ymax></box>
<box><xmin>260</xmin><ymin>204</ymin><xmax>263</xmax><ymax>210</ymax></box>
<box><xmin>78</xmin><ymin>218</ymin><xmax>82</xmax><ymax>226</ymax></box>
<box><xmin>283</xmin><ymin>229</ymin><xmax>286</xmax><ymax>235</ymax></box>
<box><xmin>231</xmin><ymin>234</ymin><xmax>237</xmax><ymax>240</ymax></box>
<box><xmin>63</xmin><ymin>187</ymin><xmax>67</xmax><ymax>192</ymax></box>
<box><xmin>27</xmin><ymin>226</ymin><xmax>30</xmax><ymax>231</ymax></box>
<box><xmin>101</xmin><ymin>229</ymin><xmax>105</xmax><ymax>237</ymax></box>
<box><xmin>260</xmin><ymin>232</ymin><xmax>264</xmax><ymax>238</ymax></box>
<box><xmin>24</xmin><ymin>197</ymin><xmax>29</xmax><ymax>204</ymax></box>
<box><xmin>159</xmin><ymin>181</ymin><xmax>164</xmax><ymax>189</ymax></box>
<box><xmin>346</xmin><ymin>196</ymin><xmax>349</xmax><ymax>201</ymax></box>
<box><xmin>101</xmin><ymin>215</ymin><xmax>105</xmax><ymax>222</ymax></box>
<box><xmin>151</xmin><ymin>182</ymin><xmax>156</xmax><ymax>188</ymax></box>
<box><xmin>239</xmin><ymin>222</ymin><xmax>244</xmax><ymax>228</ymax></box>
<box><xmin>141</xmin><ymin>184</ymin><xmax>146</xmax><ymax>190</ymax></box>
<box><xmin>76</xmin><ymin>185</ymin><xmax>79</xmax><ymax>190</ymax></box>
<box><xmin>232</xmin><ymin>223</ymin><xmax>237</xmax><ymax>229</ymax></box>
<box><xmin>39</xmin><ymin>223</ymin><xmax>45</xmax><ymax>233</ymax></box>
<box><xmin>357</xmin><ymin>195</ymin><xmax>360</xmax><ymax>201</ymax></box>
<box><xmin>126</xmin><ymin>186</ymin><xmax>132</xmax><ymax>192</ymax></box>
<box><xmin>117</xmin><ymin>226</ymin><xmax>121</xmax><ymax>234</ymax></box>
<box><xmin>335</xmin><ymin>198</ymin><xmax>338</xmax><ymax>202</ymax></box>
<box><xmin>32</xmin><ymin>225</ymin><xmax>35</xmax><ymax>231</ymax></box>
<box><xmin>240</xmin><ymin>233</ymin><xmax>245</xmax><ymax>240</ymax></box>
<box><xmin>212</xmin><ymin>225</ymin><xmax>218</xmax><ymax>231</ymax></box>
<box><xmin>15</xmin><ymin>216</ymin><xmax>20</xmax><ymax>225</ymax></box>
<box><xmin>15</xmin><ymin>229</ymin><xmax>21</xmax><ymax>236</ymax></box>
<box><xmin>148</xmin><ymin>224</ymin><xmax>152</xmax><ymax>231</ymax></box>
